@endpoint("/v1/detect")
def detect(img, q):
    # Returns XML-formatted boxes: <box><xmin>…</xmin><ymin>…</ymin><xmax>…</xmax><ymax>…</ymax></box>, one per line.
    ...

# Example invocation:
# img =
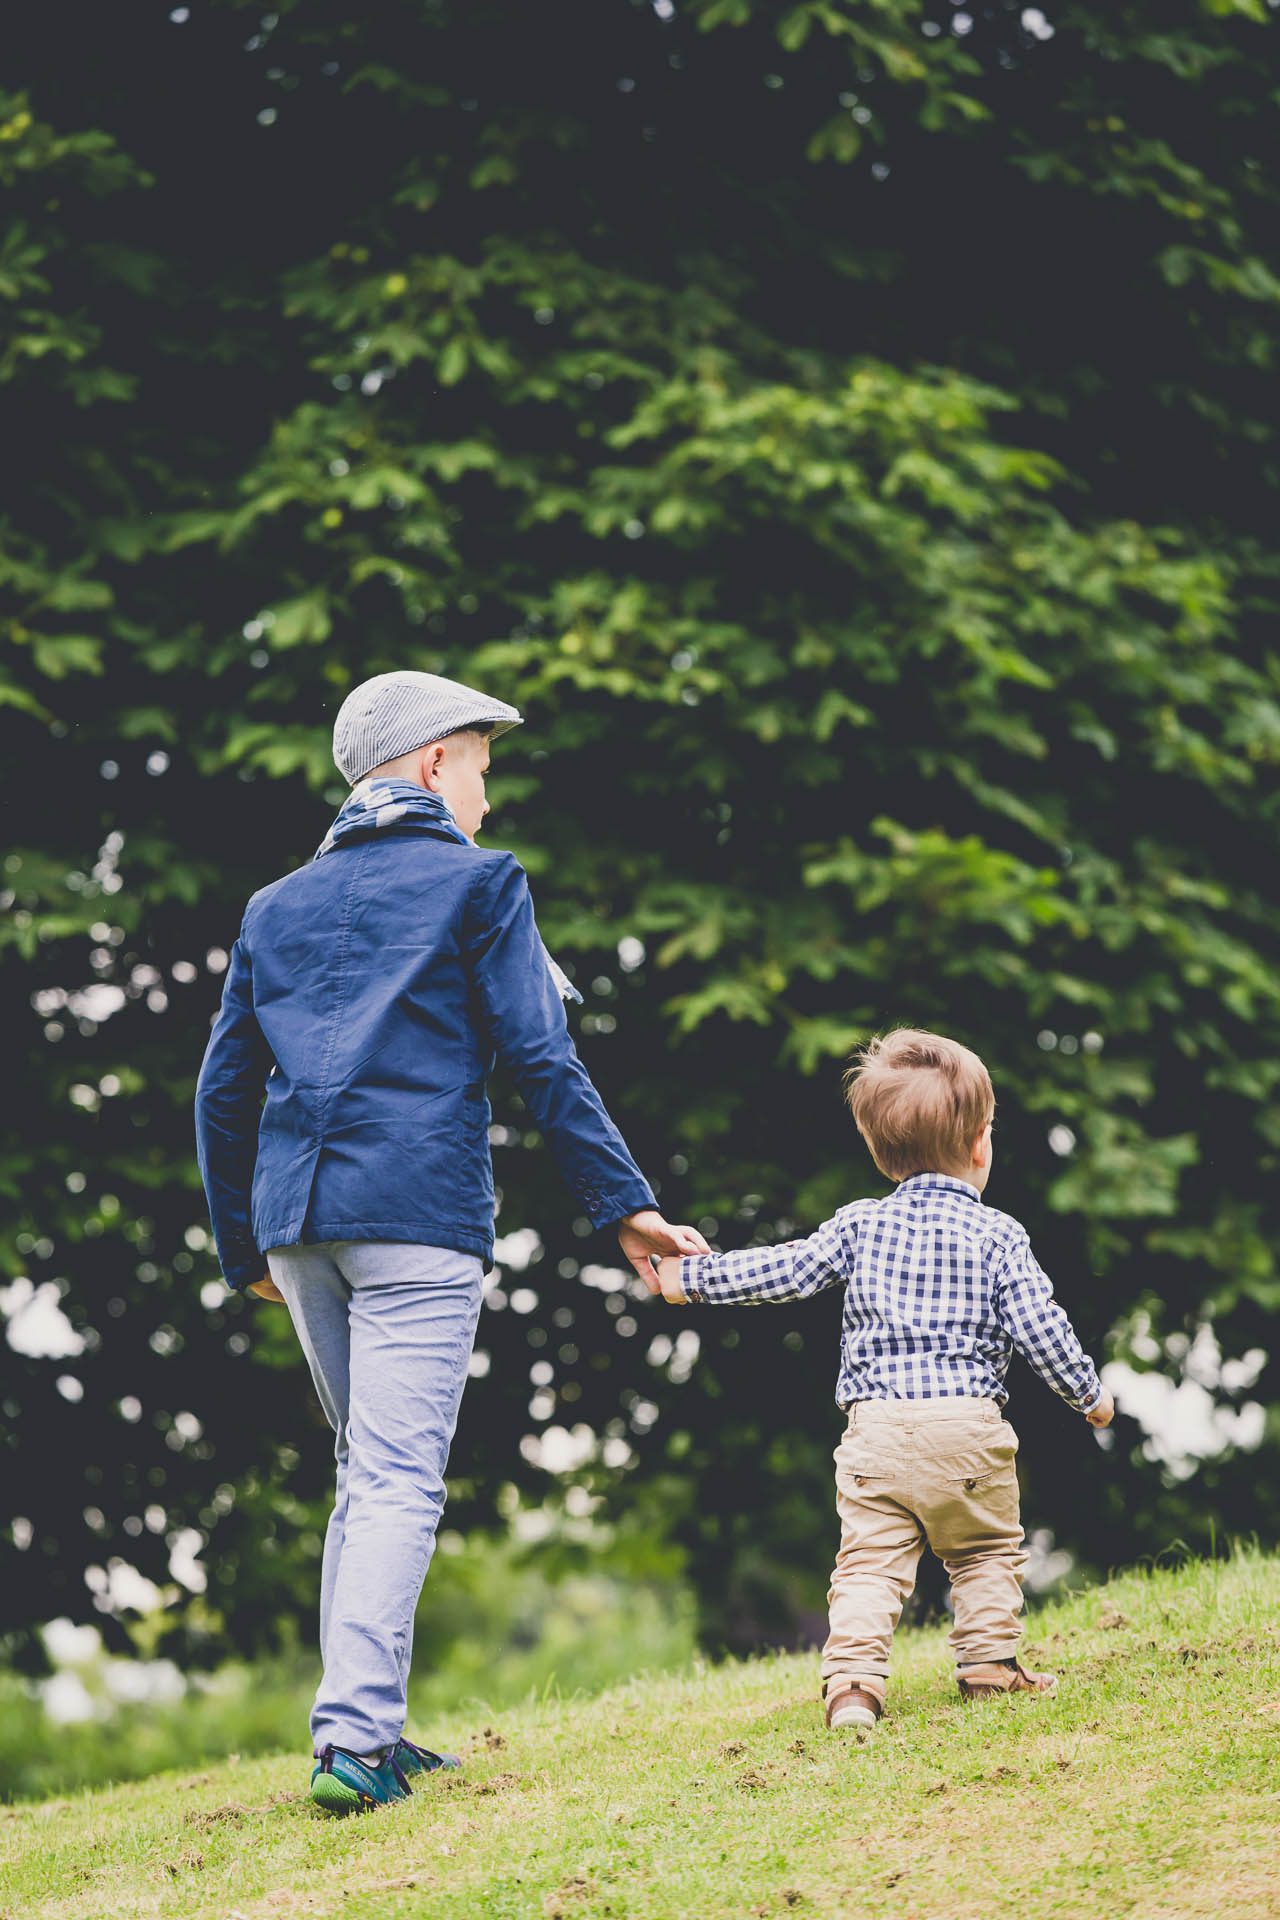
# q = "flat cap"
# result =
<box><xmin>332</xmin><ymin>670</ymin><xmax>523</xmax><ymax>785</ymax></box>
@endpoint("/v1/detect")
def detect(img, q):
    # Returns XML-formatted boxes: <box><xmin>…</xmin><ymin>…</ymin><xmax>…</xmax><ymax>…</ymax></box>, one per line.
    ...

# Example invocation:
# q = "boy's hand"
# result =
<box><xmin>617</xmin><ymin>1210</ymin><xmax>710</xmax><ymax>1292</ymax></box>
<box><xmin>652</xmin><ymin>1255</ymin><xmax>689</xmax><ymax>1304</ymax></box>
<box><xmin>1085</xmin><ymin>1387</ymin><xmax>1114</xmax><ymax>1428</ymax></box>
<box><xmin>249</xmin><ymin>1273</ymin><xmax>286</xmax><ymax>1304</ymax></box>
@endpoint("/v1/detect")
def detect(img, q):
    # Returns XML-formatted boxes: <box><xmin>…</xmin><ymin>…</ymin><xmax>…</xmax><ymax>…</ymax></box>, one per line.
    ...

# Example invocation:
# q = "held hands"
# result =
<box><xmin>1085</xmin><ymin>1387</ymin><xmax>1114</xmax><ymax>1429</ymax></box>
<box><xmin>617</xmin><ymin>1209</ymin><xmax>709</xmax><ymax>1295</ymax></box>
<box><xmin>249</xmin><ymin>1272</ymin><xmax>286</xmax><ymax>1303</ymax></box>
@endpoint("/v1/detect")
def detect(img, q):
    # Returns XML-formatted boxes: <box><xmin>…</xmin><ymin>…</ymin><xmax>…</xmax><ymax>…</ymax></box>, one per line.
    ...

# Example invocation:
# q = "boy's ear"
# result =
<box><xmin>420</xmin><ymin>741</ymin><xmax>447</xmax><ymax>787</ymax></box>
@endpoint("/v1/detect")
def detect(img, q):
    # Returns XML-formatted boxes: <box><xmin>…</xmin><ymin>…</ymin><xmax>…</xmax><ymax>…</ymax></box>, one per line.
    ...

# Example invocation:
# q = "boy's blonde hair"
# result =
<box><xmin>843</xmin><ymin>1029</ymin><xmax>994</xmax><ymax>1181</ymax></box>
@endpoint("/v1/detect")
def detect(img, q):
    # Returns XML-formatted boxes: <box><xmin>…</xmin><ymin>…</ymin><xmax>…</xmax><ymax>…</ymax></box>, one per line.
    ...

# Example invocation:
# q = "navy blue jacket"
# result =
<box><xmin>194</xmin><ymin>811</ymin><xmax>655</xmax><ymax>1292</ymax></box>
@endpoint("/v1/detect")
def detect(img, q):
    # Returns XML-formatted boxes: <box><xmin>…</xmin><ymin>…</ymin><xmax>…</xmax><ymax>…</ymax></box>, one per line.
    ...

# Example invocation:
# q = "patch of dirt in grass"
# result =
<box><xmin>183</xmin><ymin>1790</ymin><xmax>302</xmax><ymax>1831</ymax></box>
<box><xmin>544</xmin><ymin>1870</ymin><xmax>598</xmax><ymax>1916</ymax></box>
<box><xmin>462</xmin><ymin>1768</ymin><xmax>529</xmax><ymax>1797</ymax></box>
<box><xmin>185</xmin><ymin>1802</ymin><xmax>250</xmax><ymax>1829</ymax></box>
<box><xmin>159</xmin><ymin>1849</ymin><xmax>205</xmax><ymax>1879</ymax></box>
<box><xmin>749</xmin><ymin>1889</ymin><xmax>807</xmax><ymax>1915</ymax></box>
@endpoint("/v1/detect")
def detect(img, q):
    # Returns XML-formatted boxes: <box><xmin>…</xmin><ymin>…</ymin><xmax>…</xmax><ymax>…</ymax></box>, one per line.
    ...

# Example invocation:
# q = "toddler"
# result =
<box><xmin>654</xmin><ymin>1028</ymin><xmax>1113</xmax><ymax>1732</ymax></box>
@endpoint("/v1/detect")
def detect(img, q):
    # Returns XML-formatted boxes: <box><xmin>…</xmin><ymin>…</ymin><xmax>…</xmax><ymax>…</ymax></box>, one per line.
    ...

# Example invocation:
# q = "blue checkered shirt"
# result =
<box><xmin>679</xmin><ymin>1173</ymin><xmax>1103</xmax><ymax>1413</ymax></box>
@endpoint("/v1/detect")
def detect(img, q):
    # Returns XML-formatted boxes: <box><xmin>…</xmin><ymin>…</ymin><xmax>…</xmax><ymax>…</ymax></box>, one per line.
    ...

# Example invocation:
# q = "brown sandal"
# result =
<box><xmin>824</xmin><ymin>1682</ymin><xmax>883</xmax><ymax>1731</ymax></box>
<box><xmin>957</xmin><ymin>1658</ymin><xmax>1057</xmax><ymax>1700</ymax></box>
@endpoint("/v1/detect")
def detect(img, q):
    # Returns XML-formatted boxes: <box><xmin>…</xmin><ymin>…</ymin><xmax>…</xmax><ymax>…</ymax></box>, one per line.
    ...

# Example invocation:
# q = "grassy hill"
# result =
<box><xmin>3</xmin><ymin>1552</ymin><xmax>1278</xmax><ymax>1920</ymax></box>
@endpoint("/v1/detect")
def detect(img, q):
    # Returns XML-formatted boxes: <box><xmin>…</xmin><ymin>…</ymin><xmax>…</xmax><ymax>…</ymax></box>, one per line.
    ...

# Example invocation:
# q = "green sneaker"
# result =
<box><xmin>393</xmin><ymin>1736</ymin><xmax>461</xmax><ymax>1781</ymax></box>
<box><xmin>310</xmin><ymin>1743</ymin><xmax>411</xmax><ymax>1817</ymax></box>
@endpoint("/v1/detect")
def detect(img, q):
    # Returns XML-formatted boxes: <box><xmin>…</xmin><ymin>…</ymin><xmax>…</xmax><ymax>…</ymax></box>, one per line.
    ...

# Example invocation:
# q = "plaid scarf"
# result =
<box><xmin>314</xmin><ymin>776</ymin><xmax>470</xmax><ymax>857</ymax></box>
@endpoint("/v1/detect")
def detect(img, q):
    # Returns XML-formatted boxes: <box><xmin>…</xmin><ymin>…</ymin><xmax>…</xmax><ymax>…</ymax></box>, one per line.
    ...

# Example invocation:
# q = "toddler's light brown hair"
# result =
<box><xmin>843</xmin><ymin>1029</ymin><xmax>994</xmax><ymax>1181</ymax></box>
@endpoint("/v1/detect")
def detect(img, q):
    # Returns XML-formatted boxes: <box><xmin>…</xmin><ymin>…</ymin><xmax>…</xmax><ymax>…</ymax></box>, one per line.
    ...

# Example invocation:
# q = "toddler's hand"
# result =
<box><xmin>249</xmin><ymin>1273</ymin><xmax>286</xmax><ymax>1304</ymax></box>
<box><xmin>653</xmin><ymin>1255</ymin><xmax>689</xmax><ymax>1305</ymax></box>
<box><xmin>1085</xmin><ymin>1387</ymin><xmax>1114</xmax><ymax>1428</ymax></box>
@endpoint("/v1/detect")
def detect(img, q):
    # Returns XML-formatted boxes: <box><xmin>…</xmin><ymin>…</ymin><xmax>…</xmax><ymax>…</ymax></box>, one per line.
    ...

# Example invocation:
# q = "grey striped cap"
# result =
<box><xmin>332</xmin><ymin>670</ymin><xmax>523</xmax><ymax>784</ymax></box>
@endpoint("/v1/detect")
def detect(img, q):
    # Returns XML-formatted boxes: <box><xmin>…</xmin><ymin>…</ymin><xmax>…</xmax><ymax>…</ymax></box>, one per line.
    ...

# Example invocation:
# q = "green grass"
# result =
<box><xmin>4</xmin><ymin>1552</ymin><xmax>1278</xmax><ymax>1920</ymax></box>
<box><xmin>0</xmin><ymin>1561</ymin><xmax>697</xmax><ymax>1803</ymax></box>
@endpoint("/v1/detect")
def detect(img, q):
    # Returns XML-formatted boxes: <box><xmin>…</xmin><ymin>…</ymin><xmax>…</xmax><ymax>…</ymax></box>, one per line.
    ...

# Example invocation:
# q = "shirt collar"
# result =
<box><xmin>897</xmin><ymin>1172</ymin><xmax>983</xmax><ymax>1204</ymax></box>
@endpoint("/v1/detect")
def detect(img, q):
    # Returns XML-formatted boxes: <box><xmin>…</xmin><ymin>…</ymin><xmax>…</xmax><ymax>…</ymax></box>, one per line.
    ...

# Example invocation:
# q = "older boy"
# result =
<box><xmin>654</xmin><ymin>1028</ymin><xmax>1112</xmax><ymax>1734</ymax></box>
<box><xmin>195</xmin><ymin>668</ymin><xmax>707</xmax><ymax>1813</ymax></box>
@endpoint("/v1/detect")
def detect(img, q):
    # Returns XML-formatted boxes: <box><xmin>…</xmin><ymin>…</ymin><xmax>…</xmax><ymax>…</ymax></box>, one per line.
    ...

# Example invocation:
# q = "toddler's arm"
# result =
<box><xmin>653</xmin><ymin>1209</ymin><xmax>854</xmax><ymax>1308</ymax></box>
<box><xmin>992</xmin><ymin>1228</ymin><xmax>1108</xmax><ymax>1419</ymax></box>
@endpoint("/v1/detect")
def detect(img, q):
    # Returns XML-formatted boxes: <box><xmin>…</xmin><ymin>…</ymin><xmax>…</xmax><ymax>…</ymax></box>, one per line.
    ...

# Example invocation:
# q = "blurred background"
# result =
<box><xmin>2</xmin><ymin>0</ymin><xmax>1277</xmax><ymax>1803</ymax></box>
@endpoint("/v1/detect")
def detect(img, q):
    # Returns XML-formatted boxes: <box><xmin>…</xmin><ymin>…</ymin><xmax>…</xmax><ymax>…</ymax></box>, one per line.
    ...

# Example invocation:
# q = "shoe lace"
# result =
<box><xmin>397</xmin><ymin>1737</ymin><xmax>444</xmax><ymax>1772</ymax></box>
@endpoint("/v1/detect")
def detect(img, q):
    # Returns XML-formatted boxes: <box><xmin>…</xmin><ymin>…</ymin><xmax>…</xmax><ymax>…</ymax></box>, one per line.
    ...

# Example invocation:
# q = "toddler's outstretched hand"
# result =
<box><xmin>1085</xmin><ymin>1387</ymin><xmax>1114</xmax><ymax>1428</ymax></box>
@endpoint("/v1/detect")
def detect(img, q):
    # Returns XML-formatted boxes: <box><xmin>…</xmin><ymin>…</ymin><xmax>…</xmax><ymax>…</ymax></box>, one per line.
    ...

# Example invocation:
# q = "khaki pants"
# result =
<box><xmin>821</xmin><ymin>1398</ymin><xmax>1027</xmax><ymax>1705</ymax></box>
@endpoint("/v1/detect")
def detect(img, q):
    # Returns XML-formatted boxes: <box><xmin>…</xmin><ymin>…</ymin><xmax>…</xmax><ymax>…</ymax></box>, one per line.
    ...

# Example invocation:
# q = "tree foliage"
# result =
<box><xmin>2</xmin><ymin>0</ymin><xmax>1278</xmax><ymax>1662</ymax></box>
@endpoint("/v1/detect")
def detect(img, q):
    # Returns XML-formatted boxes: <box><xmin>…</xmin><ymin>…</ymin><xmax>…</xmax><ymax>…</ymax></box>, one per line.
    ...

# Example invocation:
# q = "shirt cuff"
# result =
<box><xmin>678</xmin><ymin>1255</ymin><xmax>707</xmax><ymax>1303</ymax></box>
<box><xmin>1076</xmin><ymin>1374</ymin><xmax>1105</xmax><ymax>1415</ymax></box>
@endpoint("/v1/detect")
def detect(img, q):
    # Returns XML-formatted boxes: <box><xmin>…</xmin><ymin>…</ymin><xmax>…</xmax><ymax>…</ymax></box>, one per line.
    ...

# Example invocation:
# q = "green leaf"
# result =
<box><xmin>30</xmin><ymin>633</ymin><xmax>103</xmax><ymax>678</ymax></box>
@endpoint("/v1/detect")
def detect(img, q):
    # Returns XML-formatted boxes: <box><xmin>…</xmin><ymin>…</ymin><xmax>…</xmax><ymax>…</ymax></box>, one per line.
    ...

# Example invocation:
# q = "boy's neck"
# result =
<box><xmin>898</xmin><ymin>1168</ymin><xmax>985</xmax><ymax>1194</ymax></box>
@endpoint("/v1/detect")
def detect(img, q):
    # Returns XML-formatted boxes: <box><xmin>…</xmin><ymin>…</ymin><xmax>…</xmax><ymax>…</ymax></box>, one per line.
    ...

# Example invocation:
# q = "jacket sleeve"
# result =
<box><xmin>194</xmin><ymin>926</ymin><xmax>275</xmax><ymax>1293</ymax></box>
<box><xmin>464</xmin><ymin>853</ymin><xmax>655</xmax><ymax>1228</ymax></box>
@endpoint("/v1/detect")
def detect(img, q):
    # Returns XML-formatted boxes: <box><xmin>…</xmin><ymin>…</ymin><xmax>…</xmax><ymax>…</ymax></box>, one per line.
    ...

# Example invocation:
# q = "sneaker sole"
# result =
<box><xmin>311</xmin><ymin>1774</ymin><xmax>375</xmax><ymax>1817</ymax></box>
<box><xmin>827</xmin><ymin>1703</ymin><xmax>879</xmax><ymax>1731</ymax></box>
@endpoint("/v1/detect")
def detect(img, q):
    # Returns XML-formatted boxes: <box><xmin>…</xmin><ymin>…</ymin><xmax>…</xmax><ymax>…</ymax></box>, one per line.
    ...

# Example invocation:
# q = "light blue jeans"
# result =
<box><xmin>266</xmin><ymin>1240</ymin><xmax>484</xmax><ymax>1756</ymax></box>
